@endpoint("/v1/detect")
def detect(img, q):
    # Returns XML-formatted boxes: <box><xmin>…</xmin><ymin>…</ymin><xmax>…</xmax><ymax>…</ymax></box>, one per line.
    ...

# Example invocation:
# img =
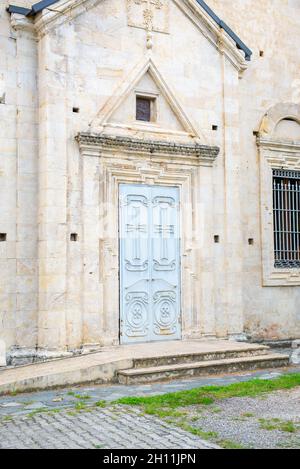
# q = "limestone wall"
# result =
<box><xmin>0</xmin><ymin>0</ymin><xmax>299</xmax><ymax>359</ymax></box>
<box><xmin>0</xmin><ymin>1</ymin><xmax>38</xmax><ymax>357</ymax></box>
<box><xmin>210</xmin><ymin>0</ymin><xmax>300</xmax><ymax>340</ymax></box>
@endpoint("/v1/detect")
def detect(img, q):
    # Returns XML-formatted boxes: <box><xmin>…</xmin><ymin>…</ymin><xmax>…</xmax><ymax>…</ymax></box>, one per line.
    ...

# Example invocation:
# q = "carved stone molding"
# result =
<box><xmin>127</xmin><ymin>0</ymin><xmax>170</xmax><ymax>34</ymax></box>
<box><xmin>10</xmin><ymin>13</ymin><xmax>36</xmax><ymax>34</ymax></box>
<box><xmin>259</xmin><ymin>103</ymin><xmax>300</xmax><ymax>138</ymax></box>
<box><xmin>257</xmin><ymin>137</ymin><xmax>300</xmax><ymax>167</ymax></box>
<box><xmin>76</xmin><ymin>133</ymin><xmax>220</xmax><ymax>167</ymax></box>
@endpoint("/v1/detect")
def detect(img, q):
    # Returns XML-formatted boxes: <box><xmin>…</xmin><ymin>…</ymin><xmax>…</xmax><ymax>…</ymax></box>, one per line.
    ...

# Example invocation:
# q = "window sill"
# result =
<box><xmin>263</xmin><ymin>268</ymin><xmax>300</xmax><ymax>286</ymax></box>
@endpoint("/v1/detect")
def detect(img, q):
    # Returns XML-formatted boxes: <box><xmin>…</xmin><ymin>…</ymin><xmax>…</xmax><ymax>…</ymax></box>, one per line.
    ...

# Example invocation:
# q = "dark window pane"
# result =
<box><xmin>136</xmin><ymin>97</ymin><xmax>151</xmax><ymax>122</ymax></box>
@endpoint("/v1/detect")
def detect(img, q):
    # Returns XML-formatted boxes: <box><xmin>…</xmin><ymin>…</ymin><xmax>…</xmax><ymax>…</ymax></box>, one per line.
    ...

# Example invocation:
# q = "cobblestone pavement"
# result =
<box><xmin>0</xmin><ymin>406</ymin><xmax>216</xmax><ymax>449</ymax></box>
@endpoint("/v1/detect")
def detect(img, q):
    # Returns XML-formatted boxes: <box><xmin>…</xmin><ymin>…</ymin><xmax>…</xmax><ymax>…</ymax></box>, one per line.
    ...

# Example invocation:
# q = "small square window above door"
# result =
<box><xmin>136</xmin><ymin>96</ymin><xmax>156</xmax><ymax>122</ymax></box>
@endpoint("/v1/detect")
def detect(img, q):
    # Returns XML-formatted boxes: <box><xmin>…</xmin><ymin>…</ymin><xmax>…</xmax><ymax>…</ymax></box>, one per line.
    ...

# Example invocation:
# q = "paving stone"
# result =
<box><xmin>0</xmin><ymin>402</ymin><xmax>22</xmax><ymax>408</ymax></box>
<box><xmin>0</xmin><ymin>406</ymin><xmax>215</xmax><ymax>449</ymax></box>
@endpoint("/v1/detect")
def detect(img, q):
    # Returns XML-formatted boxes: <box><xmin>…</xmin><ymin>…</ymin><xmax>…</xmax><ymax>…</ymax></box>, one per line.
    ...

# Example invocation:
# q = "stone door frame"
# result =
<box><xmin>77</xmin><ymin>133</ymin><xmax>219</xmax><ymax>346</ymax></box>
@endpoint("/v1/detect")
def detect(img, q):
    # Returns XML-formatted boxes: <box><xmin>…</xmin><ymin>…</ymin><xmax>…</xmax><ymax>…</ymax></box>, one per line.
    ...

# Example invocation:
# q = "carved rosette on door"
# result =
<box><xmin>119</xmin><ymin>184</ymin><xmax>181</xmax><ymax>343</ymax></box>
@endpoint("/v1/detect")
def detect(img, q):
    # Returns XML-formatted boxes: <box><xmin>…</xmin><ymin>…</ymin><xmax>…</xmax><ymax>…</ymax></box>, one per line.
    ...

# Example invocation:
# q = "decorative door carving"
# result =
<box><xmin>119</xmin><ymin>184</ymin><xmax>181</xmax><ymax>343</ymax></box>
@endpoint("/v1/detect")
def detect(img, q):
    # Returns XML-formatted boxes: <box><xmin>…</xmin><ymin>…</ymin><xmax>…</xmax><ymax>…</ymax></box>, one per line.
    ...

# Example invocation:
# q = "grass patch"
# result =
<box><xmin>116</xmin><ymin>394</ymin><xmax>214</xmax><ymax>408</ymax></box>
<box><xmin>95</xmin><ymin>400</ymin><xmax>107</xmax><ymax>408</ymax></box>
<box><xmin>259</xmin><ymin>418</ymin><xmax>297</xmax><ymax>433</ymax></box>
<box><xmin>241</xmin><ymin>412</ymin><xmax>255</xmax><ymax>418</ymax></box>
<box><xmin>279</xmin><ymin>421</ymin><xmax>298</xmax><ymax>433</ymax></box>
<box><xmin>74</xmin><ymin>402</ymin><xmax>87</xmax><ymax>411</ymax></box>
<box><xmin>218</xmin><ymin>439</ymin><xmax>247</xmax><ymax>449</ymax></box>
<box><xmin>7</xmin><ymin>390</ymin><xmax>20</xmax><ymax>397</ymax></box>
<box><xmin>67</xmin><ymin>391</ymin><xmax>91</xmax><ymax>400</ymax></box>
<box><xmin>26</xmin><ymin>407</ymin><xmax>49</xmax><ymax>418</ymax></box>
<box><xmin>191</xmin><ymin>416</ymin><xmax>199</xmax><ymax>422</ymax></box>
<box><xmin>115</xmin><ymin>373</ymin><xmax>300</xmax><ymax>409</ymax></box>
<box><xmin>177</xmin><ymin>422</ymin><xmax>218</xmax><ymax>441</ymax></box>
<box><xmin>144</xmin><ymin>406</ymin><xmax>186</xmax><ymax>419</ymax></box>
<box><xmin>211</xmin><ymin>407</ymin><xmax>222</xmax><ymax>414</ymax></box>
<box><xmin>26</xmin><ymin>407</ymin><xmax>62</xmax><ymax>418</ymax></box>
<box><xmin>74</xmin><ymin>394</ymin><xmax>91</xmax><ymax>400</ymax></box>
<box><xmin>1</xmin><ymin>415</ymin><xmax>14</xmax><ymax>423</ymax></box>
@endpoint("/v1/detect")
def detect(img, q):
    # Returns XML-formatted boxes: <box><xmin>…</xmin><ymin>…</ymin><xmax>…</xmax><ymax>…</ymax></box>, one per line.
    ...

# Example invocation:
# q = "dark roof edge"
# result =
<box><xmin>7</xmin><ymin>0</ymin><xmax>58</xmax><ymax>17</ymax></box>
<box><xmin>7</xmin><ymin>5</ymin><xmax>31</xmax><ymax>15</ymax></box>
<box><xmin>7</xmin><ymin>0</ymin><xmax>252</xmax><ymax>61</ymax></box>
<box><xmin>196</xmin><ymin>0</ymin><xmax>252</xmax><ymax>61</ymax></box>
<box><xmin>30</xmin><ymin>0</ymin><xmax>59</xmax><ymax>15</ymax></box>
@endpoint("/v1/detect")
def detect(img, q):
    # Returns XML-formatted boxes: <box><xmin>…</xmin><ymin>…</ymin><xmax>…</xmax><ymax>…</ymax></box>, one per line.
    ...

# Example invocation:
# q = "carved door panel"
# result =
<box><xmin>119</xmin><ymin>184</ymin><xmax>181</xmax><ymax>344</ymax></box>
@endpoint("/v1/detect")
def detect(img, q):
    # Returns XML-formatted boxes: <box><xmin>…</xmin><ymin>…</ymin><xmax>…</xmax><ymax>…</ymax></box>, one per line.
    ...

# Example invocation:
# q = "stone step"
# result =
<box><xmin>118</xmin><ymin>353</ymin><xmax>290</xmax><ymax>385</ymax></box>
<box><xmin>132</xmin><ymin>345</ymin><xmax>270</xmax><ymax>369</ymax></box>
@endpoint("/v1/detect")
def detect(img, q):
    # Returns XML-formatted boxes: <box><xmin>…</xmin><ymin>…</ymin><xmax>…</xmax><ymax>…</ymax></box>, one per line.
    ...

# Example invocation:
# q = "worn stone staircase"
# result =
<box><xmin>0</xmin><ymin>340</ymin><xmax>291</xmax><ymax>394</ymax></box>
<box><xmin>117</xmin><ymin>345</ymin><xmax>290</xmax><ymax>385</ymax></box>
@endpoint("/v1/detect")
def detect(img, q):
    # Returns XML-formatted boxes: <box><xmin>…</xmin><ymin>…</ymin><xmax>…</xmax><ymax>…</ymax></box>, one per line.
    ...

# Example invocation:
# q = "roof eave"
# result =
<box><xmin>7</xmin><ymin>5</ymin><xmax>31</xmax><ymax>16</ymax></box>
<box><xmin>196</xmin><ymin>0</ymin><xmax>252</xmax><ymax>60</ymax></box>
<box><xmin>7</xmin><ymin>0</ymin><xmax>59</xmax><ymax>17</ymax></box>
<box><xmin>30</xmin><ymin>0</ymin><xmax>60</xmax><ymax>15</ymax></box>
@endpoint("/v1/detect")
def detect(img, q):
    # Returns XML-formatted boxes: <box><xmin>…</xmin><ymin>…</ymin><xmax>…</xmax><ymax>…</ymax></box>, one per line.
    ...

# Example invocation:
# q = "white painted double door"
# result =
<box><xmin>119</xmin><ymin>184</ymin><xmax>181</xmax><ymax>344</ymax></box>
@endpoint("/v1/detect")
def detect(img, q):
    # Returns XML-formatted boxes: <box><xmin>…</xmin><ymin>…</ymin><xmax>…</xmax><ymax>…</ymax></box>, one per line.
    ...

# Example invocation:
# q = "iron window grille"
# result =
<box><xmin>273</xmin><ymin>169</ymin><xmax>300</xmax><ymax>268</ymax></box>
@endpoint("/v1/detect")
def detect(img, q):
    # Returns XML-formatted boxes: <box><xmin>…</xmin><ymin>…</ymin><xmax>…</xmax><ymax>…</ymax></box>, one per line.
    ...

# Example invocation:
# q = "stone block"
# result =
<box><xmin>0</xmin><ymin>340</ymin><xmax>7</xmax><ymax>367</ymax></box>
<box><xmin>290</xmin><ymin>340</ymin><xmax>300</xmax><ymax>364</ymax></box>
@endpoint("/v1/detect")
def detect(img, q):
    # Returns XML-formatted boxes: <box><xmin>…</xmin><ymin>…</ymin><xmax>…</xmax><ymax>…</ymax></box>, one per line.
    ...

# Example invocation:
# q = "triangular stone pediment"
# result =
<box><xmin>109</xmin><ymin>71</ymin><xmax>187</xmax><ymax>134</ymax></box>
<box><xmin>91</xmin><ymin>58</ymin><xmax>201</xmax><ymax>142</ymax></box>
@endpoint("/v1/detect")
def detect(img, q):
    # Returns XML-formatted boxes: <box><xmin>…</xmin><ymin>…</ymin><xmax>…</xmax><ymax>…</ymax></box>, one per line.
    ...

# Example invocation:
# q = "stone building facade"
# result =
<box><xmin>0</xmin><ymin>0</ymin><xmax>300</xmax><ymax>364</ymax></box>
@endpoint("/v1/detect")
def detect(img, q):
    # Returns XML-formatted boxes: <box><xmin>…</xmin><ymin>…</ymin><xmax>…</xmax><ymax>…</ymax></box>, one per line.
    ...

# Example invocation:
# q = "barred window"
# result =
<box><xmin>273</xmin><ymin>169</ymin><xmax>300</xmax><ymax>268</ymax></box>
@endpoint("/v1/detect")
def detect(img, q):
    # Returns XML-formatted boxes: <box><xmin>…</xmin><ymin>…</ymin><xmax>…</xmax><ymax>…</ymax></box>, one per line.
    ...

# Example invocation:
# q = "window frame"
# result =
<box><xmin>134</xmin><ymin>91</ymin><xmax>158</xmax><ymax>125</ymax></box>
<box><xmin>259</xmin><ymin>137</ymin><xmax>300</xmax><ymax>286</ymax></box>
<box><xmin>136</xmin><ymin>96</ymin><xmax>152</xmax><ymax>122</ymax></box>
<box><xmin>272</xmin><ymin>169</ymin><xmax>300</xmax><ymax>269</ymax></box>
